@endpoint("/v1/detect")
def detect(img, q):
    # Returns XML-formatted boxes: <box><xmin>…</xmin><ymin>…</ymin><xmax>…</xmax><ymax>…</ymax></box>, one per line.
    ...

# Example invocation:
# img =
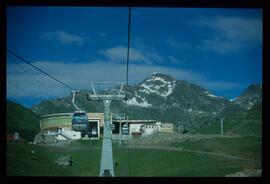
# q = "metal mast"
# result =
<box><xmin>220</xmin><ymin>117</ymin><xmax>224</xmax><ymax>134</ymax></box>
<box><xmin>87</xmin><ymin>82</ymin><xmax>126</xmax><ymax>177</ymax></box>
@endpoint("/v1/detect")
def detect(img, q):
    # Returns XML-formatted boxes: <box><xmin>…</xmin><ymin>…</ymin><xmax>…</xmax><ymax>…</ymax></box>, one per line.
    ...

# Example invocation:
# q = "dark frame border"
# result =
<box><xmin>1</xmin><ymin>0</ymin><xmax>269</xmax><ymax>184</ymax></box>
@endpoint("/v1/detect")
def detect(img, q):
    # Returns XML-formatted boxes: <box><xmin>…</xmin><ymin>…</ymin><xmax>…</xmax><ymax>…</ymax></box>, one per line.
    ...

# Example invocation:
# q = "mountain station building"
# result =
<box><xmin>39</xmin><ymin>112</ymin><xmax>173</xmax><ymax>140</ymax></box>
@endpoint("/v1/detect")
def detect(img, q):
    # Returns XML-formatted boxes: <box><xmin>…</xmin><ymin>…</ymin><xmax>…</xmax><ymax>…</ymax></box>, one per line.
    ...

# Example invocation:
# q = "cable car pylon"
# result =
<box><xmin>87</xmin><ymin>6</ymin><xmax>132</xmax><ymax>177</ymax></box>
<box><xmin>87</xmin><ymin>82</ymin><xmax>126</xmax><ymax>177</ymax></box>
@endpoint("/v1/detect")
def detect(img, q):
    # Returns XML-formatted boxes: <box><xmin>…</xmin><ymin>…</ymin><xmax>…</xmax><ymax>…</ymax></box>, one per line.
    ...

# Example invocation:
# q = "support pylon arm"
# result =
<box><xmin>71</xmin><ymin>90</ymin><xmax>82</xmax><ymax>112</ymax></box>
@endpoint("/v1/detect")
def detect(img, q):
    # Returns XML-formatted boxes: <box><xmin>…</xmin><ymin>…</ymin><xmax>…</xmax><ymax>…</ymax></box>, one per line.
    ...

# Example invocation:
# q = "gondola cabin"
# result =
<box><xmin>72</xmin><ymin>111</ymin><xmax>89</xmax><ymax>134</ymax></box>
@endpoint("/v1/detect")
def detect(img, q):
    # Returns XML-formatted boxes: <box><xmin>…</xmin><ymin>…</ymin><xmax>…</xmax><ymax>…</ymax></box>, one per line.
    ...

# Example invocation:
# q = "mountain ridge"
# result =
<box><xmin>30</xmin><ymin>73</ymin><xmax>262</xmax><ymax>133</ymax></box>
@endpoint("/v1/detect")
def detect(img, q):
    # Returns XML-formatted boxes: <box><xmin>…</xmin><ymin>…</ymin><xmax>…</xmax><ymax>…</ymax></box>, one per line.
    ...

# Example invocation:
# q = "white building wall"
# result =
<box><xmin>142</xmin><ymin>125</ymin><xmax>158</xmax><ymax>136</ymax></box>
<box><xmin>55</xmin><ymin>134</ymin><xmax>68</xmax><ymax>140</ymax></box>
<box><xmin>61</xmin><ymin>130</ymin><xmax>81</xmax><ymax>140</ymax></box>
<box><xmin>129</xmin><ymin>124</ymin><xmax>143</xmax><ymax>134</ymax></box>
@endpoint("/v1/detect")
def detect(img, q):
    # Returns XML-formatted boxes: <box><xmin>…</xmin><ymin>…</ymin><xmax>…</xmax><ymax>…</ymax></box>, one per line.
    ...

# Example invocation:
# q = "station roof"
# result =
<box><xmin>113</xmin><ymin>120</ymin><xmax>156</xmax><ymax>123</ymax></box>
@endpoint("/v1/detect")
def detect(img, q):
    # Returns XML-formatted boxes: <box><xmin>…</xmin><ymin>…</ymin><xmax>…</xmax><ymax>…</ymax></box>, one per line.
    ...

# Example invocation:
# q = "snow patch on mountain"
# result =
<box><xmin>163</xmin><ymin>82</ymin><xmax>176</xmax><ymax>97</ymax></box>
<box><xmin>145</xmin><ymin>76</ymin><xmax>172</xmax><ymax>84</ymax></box>
<box><xmin>123</xmin><ymin>97</ymin><xmax>152</xmax><ymax>107</ymax></box>
<box><xmin>139</xmin><ymin>76</ymin><xmax>176</xmax><ymax>97</ymax></box>
<box><xmin>198</xmin><ymin>111</ymin><xmax>206</xmax><ymax>114</ymax></box>
<box><xmin>139</xmin><ymin>83</ymin><xmax>157</xmax><ymax>94</ymax></box>
<box><xmin>204</xmin><ymin>91</ymin><xmax>223</xmax><ymax>98</ymax></box>
<box><xmin>230</xmin><ymin>97</ymin><xmax>238</xmax><ymax>102</ymax></box>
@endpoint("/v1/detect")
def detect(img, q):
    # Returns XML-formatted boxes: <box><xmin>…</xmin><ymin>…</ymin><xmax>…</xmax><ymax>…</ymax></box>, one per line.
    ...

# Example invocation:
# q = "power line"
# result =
<box><xmin>8</xmin><ymin>55</ymin><xmax>60</xmax><ymax>100</ymax></box>
<box><xmin>7</xmin><ymin>49</ymin><xmax>74</xmax><ymax>91</ymax></box>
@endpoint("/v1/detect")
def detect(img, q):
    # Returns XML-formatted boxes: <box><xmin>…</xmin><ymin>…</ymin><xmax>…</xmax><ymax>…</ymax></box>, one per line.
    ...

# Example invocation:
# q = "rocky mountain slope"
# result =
<box><xmin>219</xmin><ymin>84</ymin><xmax>262</xmax><ymax>118</ymax></box>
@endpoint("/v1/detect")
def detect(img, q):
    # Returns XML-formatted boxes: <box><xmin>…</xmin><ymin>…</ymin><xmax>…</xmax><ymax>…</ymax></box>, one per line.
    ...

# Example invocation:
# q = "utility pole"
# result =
<box><xmin>178</xmin><ymin>121</ymin><xmax>181</xmax><ymax>134</ymax></box>
<box><xmin>119</xmin><ymin>118</ymin><xmax>122</xmax><ymax>146</ymax></box>
<box><xmin>87</xmin><ymin>82</ymin><xmax>126</xmax><ymax>177</ymax></box>
<box><xmin>220</xmin><ymin>117</ymin><xmax>224</xmax><ymax>134</ymax></box>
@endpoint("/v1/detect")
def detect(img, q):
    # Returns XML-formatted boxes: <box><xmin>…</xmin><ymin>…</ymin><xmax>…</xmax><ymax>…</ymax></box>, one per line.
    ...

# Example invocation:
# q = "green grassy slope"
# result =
<box><xmin>198</xmin><ymin>102</ymin><xmax>262</xmax><ymax>136</ymax></box>
<box><xmin>7</xmin><ymin>140</ymin><xmax>102</xmax><ymax>176</ymax></box>
<box><xmin>7</xmin><ymin>136</ymin><xmax>260</xmax><ymax>176</ymax></box>
<box><xmin>169</xmin><ymin>136</ymin><xmax>261</xmax><ymax>161</ymax></box>
<box><xmin>7</xmin><ymin>100</ymin><xmax>40</xmax><ymax>141</ymax></box>
<box><xmin>113</xmin><ymin>140</ymin><xmax>260</xmax><ymax>176</ymax></box>
<box><xmin>113</xmin><ymin>135</ymin><xmax>261</xmax><ymax>176</ymax></box>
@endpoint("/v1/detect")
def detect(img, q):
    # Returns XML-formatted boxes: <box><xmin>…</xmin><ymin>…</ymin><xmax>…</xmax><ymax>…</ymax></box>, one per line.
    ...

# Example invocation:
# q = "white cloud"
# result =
<box><xmin>197</xmin><ymin>16</ymin><xmax>262</xmax><ymax>53</ymax></box>
<box><xmin>7</xmin><ymin>60</ymin><xmax>241</xmax><ymax>98</ymax></box>
<box><xmin>201</xmin><ymin>16</ymin><xmax>262</xmax><ymax>43</ymax></box>
<box><xmin>100</xmin><ymin>45</ymin><xmax>163</xmax><ymax>65</ymax></box>
<box><xmin>166</xmin><ymin>39</ymin><xmax>180</xmax><ymax>48</ymax></box>
<box><xmin>41</xmin><ymin>31</ymin><xmax>86</xmax><ymax>46</ymax></box>
<box><xmin>99</xmin><ymin>32</ymin><xmax>107</xmax><ymax>38</ymax></box>
<box><xmin>168</xmin><ymin>56</ymin><xmax>180</xmax><ymax>63</ymax></box>
<box><xmin>198</xmin><ymin>37</ymin><xmax>242</xmax><ymax>54</ymax></box>
<box><xmin>165</xmin><ymin>16</ymin><xmax>262</xmax><ymax>54</ymax></box>
<box><xmin>165</xmin><ymin>39</ymin><xmax>192</xmax><ymax>49</ymax></box>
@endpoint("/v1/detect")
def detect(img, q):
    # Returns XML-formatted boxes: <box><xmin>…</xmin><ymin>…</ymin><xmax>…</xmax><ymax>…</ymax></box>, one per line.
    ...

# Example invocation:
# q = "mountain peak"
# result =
<box><xmin>246</xmin><ymin>84</ymin><xmax>261</xmax><ymax>92</ymax></box>
<box><xmin>240</xmin><ymin>84</ymin><xmax>262</xmax><ymax>97</ymax></box>
<box><xmin>137</xmin><ymin>73</ymin><xmax>176</xmax><ymax>98</ymax></box>
<box><xmin>149</xmin><ymin>72</ymin><xmax>175</xmax><ymax>81</ymax></box>
<box><xmin>232</xmin><ymin>84</ymin><xmax>262</xmax><ymax>110</ymax></box>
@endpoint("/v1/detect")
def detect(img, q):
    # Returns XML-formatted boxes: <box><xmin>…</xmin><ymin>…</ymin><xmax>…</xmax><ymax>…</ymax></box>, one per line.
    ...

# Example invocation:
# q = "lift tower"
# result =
<box><xmin>87</xmin><ymin>82</ymin><xmax>126</xmax><ymax>177</ymax></box>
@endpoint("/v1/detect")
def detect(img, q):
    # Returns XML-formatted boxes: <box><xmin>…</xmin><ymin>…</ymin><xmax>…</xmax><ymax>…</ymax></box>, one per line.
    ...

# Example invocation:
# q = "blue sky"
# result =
<box><xmin>6</xmin><ymin>7</ymin><xmax>262</xmax><ymax>107</ymax></box>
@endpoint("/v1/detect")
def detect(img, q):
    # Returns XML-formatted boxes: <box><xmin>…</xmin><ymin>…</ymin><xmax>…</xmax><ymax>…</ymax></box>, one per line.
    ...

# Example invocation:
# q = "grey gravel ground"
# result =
<box><xmin>225</xmin><ymin>169</ymin><xmax>261</xmax><ymax>177</ymax></box>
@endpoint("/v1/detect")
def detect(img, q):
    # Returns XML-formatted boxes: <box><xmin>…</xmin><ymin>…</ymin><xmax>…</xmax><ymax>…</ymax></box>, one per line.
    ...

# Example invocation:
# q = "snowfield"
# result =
<box><xmin>123</xmin><ymin>97</ymin><xmax>152</xmax><ymax>107</ymax></box>
<box><xmin>204</xmin><ymin>91</ymin><xmax>223</xmax><ymax>98</ymax></box>
<box><xmin>139</xmin><ymin>76</ymin><xmax>176</xmax><ymax>97</ymax></box>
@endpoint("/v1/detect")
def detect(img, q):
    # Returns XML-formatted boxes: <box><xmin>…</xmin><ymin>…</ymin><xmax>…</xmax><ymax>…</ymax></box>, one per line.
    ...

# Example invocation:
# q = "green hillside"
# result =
<box><xmin>113</xmin><ymin>135</ymin><xmax>261</xmax><ymax>176</ymax></box>
<box><xmin>198</xmin><ymin>101</ymin><xmax>262</xmax><ymax>136</ymax></box>
<box><xmin>7</xmin><ymin>100</ymin><xmax>40</xmax><ymax>141</ymax></box>
<box><xmin>7</xmin><ymin>136</ymin><xmax>260</xmax><ymax>176</ymax></box>
<box><xmin>7</xmin><ymin>140</ymin><xmax>101</xmax><ymax>176</ymax></box>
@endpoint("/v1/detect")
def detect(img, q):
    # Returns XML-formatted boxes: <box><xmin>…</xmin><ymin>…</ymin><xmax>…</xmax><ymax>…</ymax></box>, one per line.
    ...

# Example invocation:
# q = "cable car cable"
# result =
<box><xmin>7</xmin><ymin>49</ymin><xmax>74</xmax><ymax>91</ymax></box>
<box><xmin>124</xmin><ymin>6</ymin><xmax>132</xmax><ymax>122</ymax></box>
<box><xmin>7</xmin><ymin>79</ymin><xmax>44</xmax><ymax>102</ymax></box>
<box><xmin>125</xmin><ymin>6</ymin><xmax>132</xmax><ymax>175</ymax></box>
<box><xmin>8</xmin><ymin>55</ymin><xmax>60</xmax><ymax>100</ymax></box>
<box><xmin>125</xmin><ymin>6</ymin><xmax>131</xmax><ymax>101</ymax></box>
